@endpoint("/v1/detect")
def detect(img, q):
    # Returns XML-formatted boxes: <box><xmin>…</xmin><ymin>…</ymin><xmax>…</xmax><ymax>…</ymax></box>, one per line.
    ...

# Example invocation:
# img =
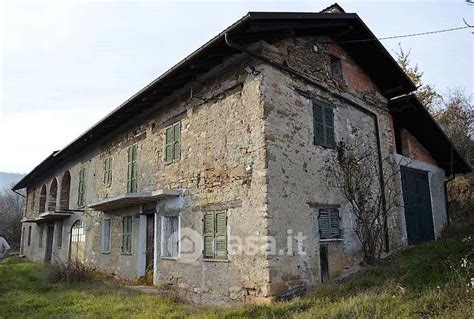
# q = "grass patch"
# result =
<box><xmin>1</xmin><ymin>228</ymin><xmax>472</xmax><ymax>318</ymax></box>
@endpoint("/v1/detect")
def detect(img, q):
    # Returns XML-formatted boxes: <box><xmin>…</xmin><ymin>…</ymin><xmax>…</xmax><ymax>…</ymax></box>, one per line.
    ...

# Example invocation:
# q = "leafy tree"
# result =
<box><xmin>395</xmin><ymin>45</ymin><xmax>442</xmax><ymax>112</ymax></box>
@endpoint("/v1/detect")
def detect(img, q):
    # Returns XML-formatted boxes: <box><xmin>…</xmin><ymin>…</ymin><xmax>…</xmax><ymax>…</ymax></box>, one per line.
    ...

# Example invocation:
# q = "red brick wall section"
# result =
<box><xmin>327</xmin><ymin>44</ymin><xmax>379</xmax><ymax>93</ymax></box>
<box><xmin>400</xmin><ymin>129</ymin><xmax>437</xmax><ymax>165</ymax></box>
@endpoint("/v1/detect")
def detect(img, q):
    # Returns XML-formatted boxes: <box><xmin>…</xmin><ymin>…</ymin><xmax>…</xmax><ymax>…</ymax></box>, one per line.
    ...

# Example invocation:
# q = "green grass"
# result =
<box><xmin>1</xmin><ymin>228</ymin><xmax>472</xmax><ymax>318</ymax></box>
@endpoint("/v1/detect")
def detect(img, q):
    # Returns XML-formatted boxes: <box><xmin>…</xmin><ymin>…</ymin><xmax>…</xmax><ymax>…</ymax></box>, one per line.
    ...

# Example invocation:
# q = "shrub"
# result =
<box><xmin>47</xmin><ymin>260</ymin><xmax>93</xmax><ymax>284</ymax></box>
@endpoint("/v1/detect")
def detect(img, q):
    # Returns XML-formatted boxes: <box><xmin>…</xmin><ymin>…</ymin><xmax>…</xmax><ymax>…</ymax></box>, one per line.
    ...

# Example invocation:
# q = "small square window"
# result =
<box><xmin>318</xmin><ymin>208</ymin><xmax>341</xmax><ymax>239</ymax></box>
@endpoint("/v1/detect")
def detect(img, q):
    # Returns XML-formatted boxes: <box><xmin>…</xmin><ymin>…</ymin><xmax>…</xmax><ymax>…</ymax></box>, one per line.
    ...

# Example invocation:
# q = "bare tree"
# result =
<box><xmin>0</xmin><ymin>185</ymin><xmax>25</xmax><ymax>250</ymax></box>
<box><xmin>322</xmin><ymin>137</ymin><xmax>401</xmax><ymax>264</ymax></box>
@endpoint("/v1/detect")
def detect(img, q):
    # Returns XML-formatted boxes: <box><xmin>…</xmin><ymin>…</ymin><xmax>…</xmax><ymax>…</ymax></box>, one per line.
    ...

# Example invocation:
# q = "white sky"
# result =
<box><xmin>0</xmin><ymin>0</ymin><xmax>473</xmax><ymax>174</ymax></box>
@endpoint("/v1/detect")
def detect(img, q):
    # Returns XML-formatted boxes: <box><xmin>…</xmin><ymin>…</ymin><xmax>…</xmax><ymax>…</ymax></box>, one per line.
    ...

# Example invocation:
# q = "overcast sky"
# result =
<box><xmin>0</xmin><ymin>0</ymin><xmax>473</xmax><ymax>174</ymax></box>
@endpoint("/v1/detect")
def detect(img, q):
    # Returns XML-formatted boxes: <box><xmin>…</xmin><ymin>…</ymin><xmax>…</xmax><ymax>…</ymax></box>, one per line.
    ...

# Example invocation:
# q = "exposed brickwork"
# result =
<box><xmin>400</xmin><ymin>129</ymin><xmax>437</xmax><ymax>165</ymax></box>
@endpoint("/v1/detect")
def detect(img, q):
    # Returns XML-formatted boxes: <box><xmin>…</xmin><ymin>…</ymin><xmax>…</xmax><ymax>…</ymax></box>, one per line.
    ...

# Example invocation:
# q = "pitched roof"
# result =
<box><xmin>13</xmin><ymin>9</ymin><xmax>417</xmax><ymax>190</ymax></box>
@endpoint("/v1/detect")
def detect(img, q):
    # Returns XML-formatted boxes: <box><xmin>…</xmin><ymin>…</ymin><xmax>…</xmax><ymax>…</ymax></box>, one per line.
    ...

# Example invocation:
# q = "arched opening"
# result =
<box><xmin>39</xmin><ymin>185</ymin><xmax>47</xmax><ymax>212</ymax></box>
<box><xmin>60</xmin><ymin>171</ymin><xmax>71</xmax><ymax>210</ymax></box>
<box><xmin>69</xmin><ymin>219</ymin><xmax>85</xmax><ymax>263</ymax></box>
<box><xmin>47</xmin><ymin>178</ymin><xmax>58</xmax><ymax>211</ymax></box>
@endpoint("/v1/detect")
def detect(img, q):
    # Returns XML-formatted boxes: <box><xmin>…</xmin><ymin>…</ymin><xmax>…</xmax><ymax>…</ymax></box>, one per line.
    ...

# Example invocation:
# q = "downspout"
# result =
<box><xmin>225</xmin><ymin>33</ymin><xmax>391</xmax><ymax>252</ymax></box>
<box><xmin>444</xmin><ymin>175</ymin><xmax>455</xmax><ymax>225</ymax></box>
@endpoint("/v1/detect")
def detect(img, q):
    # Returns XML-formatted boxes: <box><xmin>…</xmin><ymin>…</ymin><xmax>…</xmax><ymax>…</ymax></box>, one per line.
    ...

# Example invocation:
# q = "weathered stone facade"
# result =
<box><xmin>18</xmin><ymin>13</ymin><xmax>456</xmax><ymax>305</ymax></box>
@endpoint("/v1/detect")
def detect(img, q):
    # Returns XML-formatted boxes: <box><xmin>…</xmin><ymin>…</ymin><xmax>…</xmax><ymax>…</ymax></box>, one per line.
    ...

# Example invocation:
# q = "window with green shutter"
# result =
<box><xmin>165</xmin><ymin>122</ymin><xmax>181</xmax><ymax>163</ymax></box>
<box><xmin>77</xmin><ymin>168</ymin><xmax>86</xmax><ymax>207</ymax></box>
<box><xmin>103</xmin><ymin>156</ymin><xmax>113</xmax><ymax>187</ymax></box>
<box><xmin>313</xmin><ymin>102</ymin><xmax>335</xmax><ymax>149</ymax></box>
<box><xmin>127</xmin><ymin>144</ymin><xmax>138</xmax><ymax>193</ymax></box>
<box><xmin>122</xmin><ymin>215</ymin><xmax>132</xmax><ymax>253</ymax></box>
<box><xmin>318</xmin><ymin>208</ymin><xmax>341</xmax><ymax>239</ymax></box>
<box><xmin>203</xmin><ymin>211</ymin><xmax>227</xmax><ymax>260</ymax></box>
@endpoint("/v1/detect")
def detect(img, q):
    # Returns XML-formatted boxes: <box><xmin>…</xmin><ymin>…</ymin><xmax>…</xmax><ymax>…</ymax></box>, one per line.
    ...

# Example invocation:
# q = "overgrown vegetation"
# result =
<box><xmin>47</xmin><ymin>260</ymin><xmax>94</xmax><ymax>284</ymax></box>
<box><xmin>1</xmin><ymin>226</ymin><xmax>472</xmax><ymax>318</ymax></box>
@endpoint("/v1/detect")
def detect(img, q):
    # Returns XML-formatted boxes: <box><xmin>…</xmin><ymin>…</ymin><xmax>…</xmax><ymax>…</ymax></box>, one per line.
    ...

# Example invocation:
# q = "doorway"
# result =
<box><xmin>69</xmin><ymin>220</ymin><xmax>85</xmax><ymax>263</ymax></box>
<box><xmin>320</xmin><ymin>244</ymin><xmax>329</xmax><ymax>283</ymax></box>
<box><xmin>146</xmin><ymin>214</ymin><xmax>155</xmax><ymax>271</ymax></box>
<box><xmin>45</xmin><ymin>224</ymin><xmax>54</xmax><ymax>262</ymax></box>
<box><xmin>401</xmin><ymin>167</ymin><xmax>435</xmax><ymax>245</ymax></box>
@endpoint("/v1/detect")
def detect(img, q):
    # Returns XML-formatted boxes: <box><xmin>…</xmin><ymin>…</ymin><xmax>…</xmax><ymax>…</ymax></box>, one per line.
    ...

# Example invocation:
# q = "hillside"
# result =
<box><xmin>0</xmin><ymin>225</ymin><xmax>472</xmax><ymax>318</ymax></box>
<box><xmin>0</xmin><ymin>172</ymin><xmax>24</xmax><ymax>191</ymax></box>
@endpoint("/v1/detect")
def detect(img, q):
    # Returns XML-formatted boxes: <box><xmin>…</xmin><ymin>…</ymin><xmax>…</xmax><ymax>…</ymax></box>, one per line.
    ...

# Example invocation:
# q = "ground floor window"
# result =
<box><xmin>101</xmin><ymin>218</ymin><xmax>111</xmax><ymax>253</ymax></box>
<box><xmin>203</xmin><ymin>211</ymin><xmax>227</xmax><ymax>260</ymax></box>
<box><xmin>122</xmin><ymin>216</ymin><xmax>133</xmax><ymax>253</ymax></box>
<box><xmin>57</xmin><ymin>221</ymin><xmax>63</xmax><ymax>249</ymax></box>
<box><xmin>71</xmin><ymin>220</ymin><xmax>85</xmax><ymax>243</ymax></box>
<box><xmin>161</xmin><ymin>215</ymin><xmax>179</xmax><ymax>258</ymax></box>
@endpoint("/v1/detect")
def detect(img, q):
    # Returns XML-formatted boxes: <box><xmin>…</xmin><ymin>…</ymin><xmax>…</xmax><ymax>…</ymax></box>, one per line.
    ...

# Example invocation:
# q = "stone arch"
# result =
<box><xmin>60</xmin><ymin>171</ymin><xmax>71</xmax><ymax>210</ymax></box>
<box><xmin>39</xmin><ymin>184</ymin><xmax>47</xmax><ymax>212</ymax></box>
<box><xmin>47</xmin><ymin>178</ymin><xmax>58</xmax><ymax>211</ymax></box>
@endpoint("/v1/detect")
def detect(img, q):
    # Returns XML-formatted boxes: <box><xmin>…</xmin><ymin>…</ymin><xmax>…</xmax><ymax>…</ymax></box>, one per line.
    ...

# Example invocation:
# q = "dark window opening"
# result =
<box><xmin>330</xmin><ymin>55</ymin><xmax>343</xmax><ymax>81</ymax></box>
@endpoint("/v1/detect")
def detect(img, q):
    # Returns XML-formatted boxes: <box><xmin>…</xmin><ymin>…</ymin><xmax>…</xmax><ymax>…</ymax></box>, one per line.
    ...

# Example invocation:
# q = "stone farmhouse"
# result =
<box><xmin>13</xmin><ymin>4</ymin><xmax>471</xmax><ymax>304</ymax></box>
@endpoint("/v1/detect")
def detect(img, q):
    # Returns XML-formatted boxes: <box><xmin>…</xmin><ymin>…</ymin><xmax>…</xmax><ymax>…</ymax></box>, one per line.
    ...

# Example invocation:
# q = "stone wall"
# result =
<box><xmin>257</xmin><ymin>37</ymin><xmax>402</xmax><ymax>296</ymax></box>
<box><xmin>20</xmin><ymin>54</ymin><xmax>271</xmax><ymax>304</ymax></box>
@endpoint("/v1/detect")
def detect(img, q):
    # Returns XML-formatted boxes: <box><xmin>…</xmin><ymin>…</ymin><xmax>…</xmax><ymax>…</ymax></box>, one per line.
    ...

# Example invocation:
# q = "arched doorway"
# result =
<box><xmin>69</xmin><ymin>220</ymin><xmax>85</xmax><ymax>263</ymax></box>
<box><xmin>47</xmin><ymin>178</ymin><xmax>58</xmax><ymax>211</ymax></box>
<box><xmin>39</xmin><ymin>185</ymin><xmax>47</xmax><ymax>212</ymax></box>
<box><xmin>60</xmin><ymin>171</ymin><xmax>71</xmax><ymax>210</ymax></box>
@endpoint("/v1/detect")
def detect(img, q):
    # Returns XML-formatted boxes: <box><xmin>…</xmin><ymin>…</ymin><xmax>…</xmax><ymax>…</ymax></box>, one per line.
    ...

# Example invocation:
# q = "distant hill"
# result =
<box><xmin>0</xmin><ymin>172</ymin><xmax>24</xmax><ymax>191</ymax></box>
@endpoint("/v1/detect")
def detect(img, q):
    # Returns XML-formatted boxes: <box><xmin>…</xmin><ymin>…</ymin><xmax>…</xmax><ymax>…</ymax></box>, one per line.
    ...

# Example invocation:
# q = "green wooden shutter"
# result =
<box><xmin>165</xmin><ymin>127</ymin><xmax>174</xmax><ymax>163</ymax></box>
<box><xmin>329</xmin><ymin>209</ymin><xmax>340</xmax><ymax>238</ymax></box>
<box><xmin>313</xmin><ymin>104</ymin><xmax>324</xmax><ymax>145</ymax></box>
<box><xmin>203</xmin><ymin>213</ymin><xmax>215</xmax><ymax>259</ymax></box>
<box><xmin>215</xmin><ymin>212</ymin><xmax>227</xmax><ymax>259</ymax></box>
<box><xmin>323</xmin><ymin>106</ymin><xmax>335</xmax><ymax>148</ymax></box>
<box><xmin>318</xmin><ymin>211</ymin><xmax>330</xmax><ymax>239</ymax></box>
<box><xmin>174</xmin><ymin>123</ymin><xmax>181</xmax><ymax>160</ymax></box>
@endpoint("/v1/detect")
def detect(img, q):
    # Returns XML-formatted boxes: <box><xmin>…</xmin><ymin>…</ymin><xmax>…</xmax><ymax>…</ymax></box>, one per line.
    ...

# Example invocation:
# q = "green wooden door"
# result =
<box><xmin>400</xmin><ymin>167</ymin><xmax>435</xmax><ymax>245</ymax></box>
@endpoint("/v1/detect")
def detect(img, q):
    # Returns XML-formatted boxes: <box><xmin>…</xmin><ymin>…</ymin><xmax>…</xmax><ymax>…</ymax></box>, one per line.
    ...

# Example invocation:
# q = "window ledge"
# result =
<box><xmin>320</xmin><ymin>238</ymin><xmax>343</xmax><ymax>242</ymax></box>
<box><xmin>160</xmin><ymin>256</ymin><xmax>178</xmax><ymax>261</ymax></box>
<box><xmin>121</xmin><ymin>252</ymin><xmax>132</xmax><ymax>256</ymax></box>
<box><xmin>101</xmin><ymin>251</ymin><xmax>111</xmax><ymax>255</ymax></box>
<box><xmin>203</xmin><ymin>258</ymin><xmax>230</xmax><ymax>263</ymax></box>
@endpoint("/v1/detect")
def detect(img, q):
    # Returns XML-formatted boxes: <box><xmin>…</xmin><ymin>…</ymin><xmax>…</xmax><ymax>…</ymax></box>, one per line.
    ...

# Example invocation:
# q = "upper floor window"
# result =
<box><xmin>165</xmin><ymin>122</ymin><xmax>181</xmax><ymax>163</ymax></box>
<box><xmin>103</xmin><ymin>156</ymin><xmax>113</xmax><ymax>187</ymax></box>
<box><xmin>313</xmin><ymin>102</ymin><xmax>335</xmax><ymax>149</ymax></box>
<box><xmin>30</xmin><ymin>188</ymin><xmax>36</xmax><ymax>211</ymax></box>
<box><xmin>330</xmin><ymin>55</ymin><xmax>343</xmax><ymax>81</ymax></box>
<box><xmin>77</xmin><ymin>168</ymin><xmax>86</xmax><ymax>207</ymax></box>
<box><xmin>318</xmin><ymin>208</ymin><xmax>341</xmax><ymax>239</ymax></box>
<box><xmin>127</xmin><ymin>145</ymin><xmax>138</xmax><ymax>193</ymax></box>
<box><xmin>203</xmin><ymin>211</ymin><xmax>227</xmax><ymax>260</ymax></box>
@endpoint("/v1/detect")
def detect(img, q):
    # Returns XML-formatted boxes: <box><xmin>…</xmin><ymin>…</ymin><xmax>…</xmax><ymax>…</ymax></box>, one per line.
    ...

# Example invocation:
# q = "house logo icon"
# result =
<box><xmin>168</xmin><ymin>227</ymin><xmax>203</xmax><ymax>264</ymax></box>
